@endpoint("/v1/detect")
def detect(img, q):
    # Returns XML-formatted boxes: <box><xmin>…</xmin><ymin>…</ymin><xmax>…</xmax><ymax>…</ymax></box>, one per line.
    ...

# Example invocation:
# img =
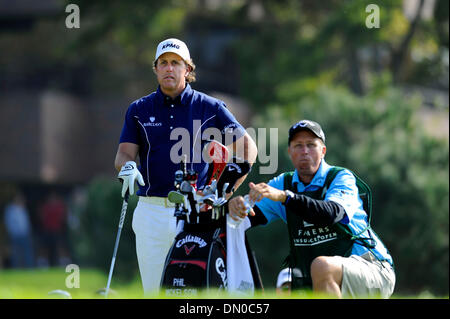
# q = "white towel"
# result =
<box><xmin>226</xmin><ymin>215</ymin><xmax>254</xmax><ymax>295</ymax></box>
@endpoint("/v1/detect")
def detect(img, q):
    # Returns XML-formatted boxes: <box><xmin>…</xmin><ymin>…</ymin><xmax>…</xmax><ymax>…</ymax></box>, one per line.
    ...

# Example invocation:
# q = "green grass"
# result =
<box><xmin>0</xmin><ymin>267</ymin><xmax>112</xmax><ymax>299</ymax></box>
<box><xmin>0</xmin><ymin>267</ymin><xmax>329</xmax><ymax>299</ymax></box>
<box><xmin>0</xmin><ymin>268</ymin><xmax>446</xmax><ymax>299</ymax></box>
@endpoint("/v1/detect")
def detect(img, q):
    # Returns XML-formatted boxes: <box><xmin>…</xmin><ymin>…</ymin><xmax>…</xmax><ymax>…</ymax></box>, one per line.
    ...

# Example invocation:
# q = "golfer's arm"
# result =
<box><xmin>228</xmin><ymin>132</ymin><xmax>258</xmax><ymax>192</ymax></box>
<box><xmin>114</xmin><ymin>142</ymin><xmax>139</xmax><ymax>172</ymax></box>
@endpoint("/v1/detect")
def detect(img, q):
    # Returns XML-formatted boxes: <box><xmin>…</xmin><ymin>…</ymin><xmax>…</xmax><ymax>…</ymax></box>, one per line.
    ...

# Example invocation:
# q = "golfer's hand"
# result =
<box><xmin>118</xmin><ymin>161</ymin><xmax>145</xmax><ymax>197</ymax></box>
<box><xmin>228</xmin><ymin>196</ymin><xmax>255</xmax><ymax>221</ymax></box>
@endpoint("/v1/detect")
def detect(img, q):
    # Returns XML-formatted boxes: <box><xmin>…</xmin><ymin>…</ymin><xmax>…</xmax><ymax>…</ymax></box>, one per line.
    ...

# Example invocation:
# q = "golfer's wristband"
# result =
<box><xmin>248</xmin><ymin>205</ymin><xmax>268</xmax><ymax>227</ymax></box>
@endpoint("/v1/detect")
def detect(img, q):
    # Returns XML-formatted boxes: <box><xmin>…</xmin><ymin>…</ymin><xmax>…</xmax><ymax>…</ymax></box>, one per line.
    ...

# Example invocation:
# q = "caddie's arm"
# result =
<box><xmin>227</xmin><ymin>132</ymin><xmax>257</xmax><ymax>194</ymax></box>
<box><xmin>248</xmin><ymin>182</ymin><xmax>346</xmax><ymax>226</ymax></box>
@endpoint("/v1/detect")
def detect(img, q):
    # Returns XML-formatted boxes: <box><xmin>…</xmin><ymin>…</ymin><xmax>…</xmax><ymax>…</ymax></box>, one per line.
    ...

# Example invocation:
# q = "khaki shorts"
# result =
<box><xmin>335</xmin><ymin>252</ymin><xmax>395</xmax><ymax>299</ymax></box>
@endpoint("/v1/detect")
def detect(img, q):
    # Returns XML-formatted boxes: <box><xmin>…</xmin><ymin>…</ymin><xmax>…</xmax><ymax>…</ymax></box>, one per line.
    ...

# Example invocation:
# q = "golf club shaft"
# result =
<box><xmin>105</xmin><ymin>193</ymin><xmax>129</xmax><ymax>298</ymax></box>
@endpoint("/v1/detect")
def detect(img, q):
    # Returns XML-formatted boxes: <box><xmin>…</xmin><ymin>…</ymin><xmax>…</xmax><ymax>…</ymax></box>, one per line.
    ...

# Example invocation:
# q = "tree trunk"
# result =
<box><xmin>391</xmin><ymin>0</ymin><xmax>425</xmax><ymax>83</ymax></box>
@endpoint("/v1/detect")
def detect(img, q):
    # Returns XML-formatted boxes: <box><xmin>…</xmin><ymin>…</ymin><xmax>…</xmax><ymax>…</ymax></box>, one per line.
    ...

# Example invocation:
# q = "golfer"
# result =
<box><xmin>114</xmin><ymin>38</ymin><xmax>257</xmax><ymax>293</ymax></box>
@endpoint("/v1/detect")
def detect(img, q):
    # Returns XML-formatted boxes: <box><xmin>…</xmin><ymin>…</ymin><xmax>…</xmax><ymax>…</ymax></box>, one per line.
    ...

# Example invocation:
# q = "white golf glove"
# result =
<box><xmin>118</xmin><ymin>161</ymin><xmax>145</xmax><ymax>198</ymax></box>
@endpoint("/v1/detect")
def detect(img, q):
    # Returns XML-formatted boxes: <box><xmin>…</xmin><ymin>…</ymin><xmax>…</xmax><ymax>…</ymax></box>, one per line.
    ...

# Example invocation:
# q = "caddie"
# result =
<box><xmin>114</xmin><ymin>38</ymin><xmax>257</xmax><ymax>293</ymax></box>
<box><xmin>229</xmin><ymin>119</ymin><xmax>395</xmax><ymax>298</ymax></box>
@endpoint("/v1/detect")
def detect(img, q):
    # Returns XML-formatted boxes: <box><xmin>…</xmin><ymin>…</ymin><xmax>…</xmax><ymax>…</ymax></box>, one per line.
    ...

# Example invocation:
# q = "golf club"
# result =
<box><xmin>104</xmin><ymin>191</ymin><xmax>129</xmax><ymax>298</ymax></box>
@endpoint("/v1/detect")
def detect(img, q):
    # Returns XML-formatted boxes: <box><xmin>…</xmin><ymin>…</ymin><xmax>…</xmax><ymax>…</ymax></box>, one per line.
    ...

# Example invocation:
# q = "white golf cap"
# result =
<box><xmin>154</xmin><ymin>38</ymin><xmax>191</xmax><ymax>62</ymax></box>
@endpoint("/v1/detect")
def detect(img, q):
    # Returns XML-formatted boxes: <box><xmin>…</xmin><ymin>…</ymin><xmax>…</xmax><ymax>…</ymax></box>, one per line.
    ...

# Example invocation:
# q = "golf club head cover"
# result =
<box><xmin>216</xmin><ymin>157</ymin><xmax>251</xmax><ymax>196</ymax></box>
<box><xmin>203</xmin><ymin>140</ymin><xmax>229</xmax><ymax>186</ymax></box>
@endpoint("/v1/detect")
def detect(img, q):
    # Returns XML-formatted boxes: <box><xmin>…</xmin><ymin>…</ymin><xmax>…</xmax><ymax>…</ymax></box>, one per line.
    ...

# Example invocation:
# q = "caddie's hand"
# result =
<box><xmin>249</xmin><ymin>182</ymin><xmax>286</xmax><ymax>202</ymax></box>
<box><xmin>228</xmin><ymin>196</ymin><xmax>255</xmax><ymax>221</ymax></box>
<box><xmin>118</xmin><ymin>161</ymin><xmax>145</xmax><ymax>198</ymax></box>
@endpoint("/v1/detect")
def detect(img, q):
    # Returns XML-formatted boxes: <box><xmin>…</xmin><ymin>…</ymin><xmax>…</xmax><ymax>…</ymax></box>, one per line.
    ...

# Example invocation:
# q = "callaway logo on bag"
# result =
<box><xmin>184</xmin><ymin>244</ymin><xmax>195</xmax><ymax>255</ymax></box>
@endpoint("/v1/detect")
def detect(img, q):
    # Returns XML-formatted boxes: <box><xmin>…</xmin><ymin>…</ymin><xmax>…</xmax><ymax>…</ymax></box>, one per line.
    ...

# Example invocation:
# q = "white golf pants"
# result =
<box><xmin>132</xmin><ymin>198</ymin><xmax>177</xmax><ymax>294</ymax></box>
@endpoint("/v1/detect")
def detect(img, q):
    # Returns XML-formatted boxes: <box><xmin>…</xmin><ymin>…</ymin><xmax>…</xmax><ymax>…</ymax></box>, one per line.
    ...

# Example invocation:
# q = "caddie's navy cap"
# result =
<box><xmin>288</xmin><ymin>120</ymin><xmax>325</xmax><ymax>144</ymax></box>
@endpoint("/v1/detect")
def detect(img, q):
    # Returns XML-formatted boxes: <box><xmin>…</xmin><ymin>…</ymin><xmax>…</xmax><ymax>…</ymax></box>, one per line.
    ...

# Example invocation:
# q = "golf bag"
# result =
<box><xmin>160</xmin><ymin>147</ymin><xmax>261</xmax><ymax>295</ymax></box>
<box><xmin>161</xmin><ymin>224</ymin><xmax>228</xmax><ymax>295</ymax></box>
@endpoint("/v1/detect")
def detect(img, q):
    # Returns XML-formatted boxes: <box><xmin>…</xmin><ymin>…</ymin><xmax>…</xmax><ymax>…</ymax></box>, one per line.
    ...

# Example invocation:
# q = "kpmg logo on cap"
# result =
<box><xmin>155</xmin><ymin>38</ymin><xmax>190</xmax><ymax>61</ymax></box>
<box><xmin>162</xmin><ymin>42</ymin><xmax>180</xmax><ymax>50</ymax></box>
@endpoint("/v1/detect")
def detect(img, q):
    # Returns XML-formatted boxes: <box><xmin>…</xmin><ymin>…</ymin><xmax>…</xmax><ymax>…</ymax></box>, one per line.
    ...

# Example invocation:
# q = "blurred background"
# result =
<box><xmin>0</xmin><ymin>0</ymin><xmax>448</xmax><ymax>296</ymax></box>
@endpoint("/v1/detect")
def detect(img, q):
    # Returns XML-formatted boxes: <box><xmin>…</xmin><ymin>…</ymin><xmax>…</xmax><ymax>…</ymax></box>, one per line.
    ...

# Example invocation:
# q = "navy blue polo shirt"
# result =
<box><xmin>119</xmin><ymin>84</ymin><xmax>246</xmax><ymax>197</ymax></box>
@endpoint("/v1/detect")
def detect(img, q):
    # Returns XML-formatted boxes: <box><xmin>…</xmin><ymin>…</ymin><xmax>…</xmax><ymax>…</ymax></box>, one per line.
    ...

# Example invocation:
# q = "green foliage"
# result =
<box><xmin>72</xmin><ymin>177</ymin><xmax>139</xmax><ymax>282</ymax></box>
<box><xmin>246</xmin><ymin>83</ymin><xmax>448</xmax><ymax>295</ymax></box>
<box><xmin>232</xmin><ymin>0</ymin><xmax>411</xmax><ymax>106</ymax></box>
